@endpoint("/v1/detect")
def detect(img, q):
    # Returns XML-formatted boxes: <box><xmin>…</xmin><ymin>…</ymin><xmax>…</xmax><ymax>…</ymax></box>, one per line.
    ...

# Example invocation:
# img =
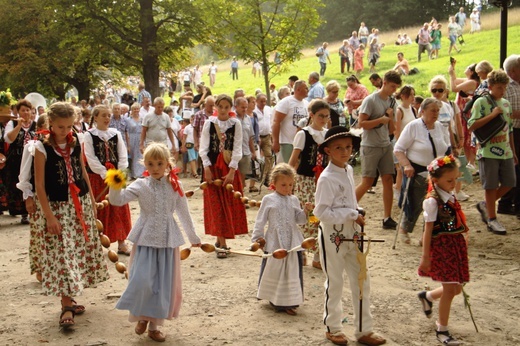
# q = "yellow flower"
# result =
<box><xmin>309</xmin><ymin>215</ymin><xmax>319</xmax><ymax>224</ymax></box>
<box><xmin>105</xmin><ymin>169</ymin><xmax>127</xmax><ymax>190</ymax></box>
<box><xmin>5</xmin><ymin>92</ymin><xmax>11</xmax><ymax>98</ymax></box>
<box><xmin>443</xmin><ymin>156</ymin><xmax>451</xmax><ymax>164</ymax></box>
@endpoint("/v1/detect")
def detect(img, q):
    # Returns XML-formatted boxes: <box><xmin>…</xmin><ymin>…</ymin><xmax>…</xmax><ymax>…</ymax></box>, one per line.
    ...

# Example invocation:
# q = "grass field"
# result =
<box><xmin>193</xmin><ymin>8</ymin><xmax>520</xmax><ymax>100</ymax></box>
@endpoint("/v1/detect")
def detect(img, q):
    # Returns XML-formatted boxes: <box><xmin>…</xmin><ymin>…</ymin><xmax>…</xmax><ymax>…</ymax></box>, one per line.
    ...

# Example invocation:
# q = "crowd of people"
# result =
<box><xmin>0</xmin><ymin>10</ymin><xmax>517</xmax><ymax>343</ymax></box>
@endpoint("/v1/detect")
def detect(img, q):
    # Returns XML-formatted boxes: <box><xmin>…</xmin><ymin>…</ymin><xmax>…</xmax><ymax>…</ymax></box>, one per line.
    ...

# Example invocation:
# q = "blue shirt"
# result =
<box><xmin>306</xmin><ymin>81</ymin><xmax>325</xmax><ymax>101</ymax></box>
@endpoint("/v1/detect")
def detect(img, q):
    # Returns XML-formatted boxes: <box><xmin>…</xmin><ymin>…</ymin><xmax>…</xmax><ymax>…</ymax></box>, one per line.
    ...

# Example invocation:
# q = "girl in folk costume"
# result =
<box><xmin>83</xmin><ymin>105</ymin><xmax>132</xmax><ymax>255</ymax></box>
<box><xmin>252</xmin><ymin>163</ymin><xmax>312</xmax><ymax>315</ymax></box>
<box><xmin>33</xmin><ymin>102</ymin><xmax>108</xmax><ymax>329</ymax></box>
<box><xmin>288</xmin><ymin>100</ymin><xmax>329</xmax><ymax>270</ymax></box>
<box><xmin>3</xmin><ymin>99</ymin><xmax>37</xmax><ymax>224</ymax></box>
<box><xmin>109</xmin><ymin>143</ymin><xmax>201</xmax><ymax>342</ymax></box>
<box><xmin>198</xmin><ymin>94</ymin><xmax>247</xmax><ymax>255</ymax></box>
<box><xmin>17</xmin><ymin>115</ymin><xmax>49</xmax><ymax>282</ymax></box>
<box><xmin>417</xmin><ymin>155</ymin><xmax>469</xmax><ymax>346</ymax></box>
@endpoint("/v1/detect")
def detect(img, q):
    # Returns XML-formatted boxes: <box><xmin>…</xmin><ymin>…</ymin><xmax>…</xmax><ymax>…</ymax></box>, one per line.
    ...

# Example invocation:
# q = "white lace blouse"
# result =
<box><xmin>252</xmin><ymin>192</ymin><xmax>307</xmax><ymax>252</ymax></box>
<box><xmin>109</xmin><ymin>176</ymin><xmax>201</xmax><ymax>248</ymax></box>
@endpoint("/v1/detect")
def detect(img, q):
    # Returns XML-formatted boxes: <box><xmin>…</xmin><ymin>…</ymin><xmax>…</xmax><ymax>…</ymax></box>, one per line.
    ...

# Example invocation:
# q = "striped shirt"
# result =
<box><xmin>506</xmin><ymin>78</ymin><xmax>520</xmax><ymax>128</ymax></box>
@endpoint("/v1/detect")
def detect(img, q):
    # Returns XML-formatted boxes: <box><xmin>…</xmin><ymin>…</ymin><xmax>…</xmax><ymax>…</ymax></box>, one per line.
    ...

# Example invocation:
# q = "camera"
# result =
<box><xmin>450</xmin><ymin>57</ymin><xmax>456</xmax><ymax>65</ymax></box>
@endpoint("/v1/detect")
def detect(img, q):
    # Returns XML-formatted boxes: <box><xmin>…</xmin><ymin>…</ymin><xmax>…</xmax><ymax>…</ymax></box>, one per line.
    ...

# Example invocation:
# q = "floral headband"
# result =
<box><xmin>427</xmin><ymin>155</ymin><xmax>456</xmax><ymax>173</ymax></box>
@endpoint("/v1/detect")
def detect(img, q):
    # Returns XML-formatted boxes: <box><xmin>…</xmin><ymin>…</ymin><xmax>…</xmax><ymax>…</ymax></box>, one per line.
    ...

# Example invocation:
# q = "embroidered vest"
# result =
<box><xmin>8</xmin><ymin>121</ymin><xmax>36</xmax><ymax>156</ymax></box>
<box><xmin>297</xmin><ymin>129</ymin><xmax>328</xmax><ymax>177</ymax></box>
<box><xmin>44</xmin><ymin>135</ymin><xmax>89</xmax><ymax>201</ymax></box>
<box><xmin>207</xmin><ymin>122</ymin><xmax>235</xmax><ymax>165</ymax></box>
<box><xmin>86</xmin><ymin>132</ymin><xmax>119</xmax><ymax>173</ymax></box>
<box><xmin>428</xmin><ymin>189</ymin><xmax>467</xmax><ymax>237</ymax></box>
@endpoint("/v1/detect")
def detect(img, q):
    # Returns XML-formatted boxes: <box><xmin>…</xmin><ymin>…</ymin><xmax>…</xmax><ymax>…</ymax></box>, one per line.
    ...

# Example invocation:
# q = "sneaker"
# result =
<box><xmin>487</xmin><ymin>219</ymin><xmax>507</xmax><ymax>235</ymax></box>
<box><xmin>466</xmin><ymin>163</ymin><xmax>476</xmax><ymax>171</ymax></box>
<box><xmin>417</xmin><ymin>291</ymin><xmax>433</xmax><ymax>318</ymax></box>
<box><xmin>367</xmin><ymin>187</ymin><xmax>376</xmax><ymax>194</ymax></box>
<box><xmin>21</xmin><ymin>215</ymin><xmax>30</xmax><ymax>225</ymax></box>
<box><xmin>436</xmin><ymin>330</ymin><xmax>460</xmax><ymax>345</ymax></box>
<box><xmin>455</xmin><ymin>191</ymin><xmax>469</xmax><ymax>202</ymax></box>
<box><xmin>476</xmin><ymin>201</ymin><xmax>488</xmax><ymax>224</ymax></box>
<box><xmin>382</xmin><ymin>217</ymin><xmax>397</xmax><ymax>230</ymax></box>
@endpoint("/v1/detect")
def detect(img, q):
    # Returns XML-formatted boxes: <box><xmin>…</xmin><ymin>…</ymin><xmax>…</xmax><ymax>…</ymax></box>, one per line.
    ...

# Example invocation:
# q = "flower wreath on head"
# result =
<box><xmin>427</xmin><ymin>154</ymin><xmax>457</xmax><ymax>173</ymax></box>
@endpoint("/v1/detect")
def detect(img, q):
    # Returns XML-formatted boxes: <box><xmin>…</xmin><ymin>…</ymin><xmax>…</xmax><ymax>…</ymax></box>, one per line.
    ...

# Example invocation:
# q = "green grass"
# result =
<box><xmin>198</xmin><ymin>25</ymin><xmax>520</xmax><ymax>100</ymax></box>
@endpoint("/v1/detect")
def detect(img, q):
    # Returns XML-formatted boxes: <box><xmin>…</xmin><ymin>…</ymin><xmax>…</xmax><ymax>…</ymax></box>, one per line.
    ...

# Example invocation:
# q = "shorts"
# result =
<box><xmin>360</xmin><ymin>145</ymin><xmax>395</xmax><ymax>178</ymax></box>
<box><xmin>279</xmin><ymin>143</ymin><xmax>294</xmax><ymax>164</ymax></box>
<box><xmin>478</xmin><ymin>157</ymin><xmax>516</xmax><ymax>190</ymax></box>
<box><xmin>238</xmin><ymin>154</ymin><xmax>252</xmax><ymax>175</ymax></box>
<box><xmin>449</xmin><ymin>34</ymin><xmax>457</xmax><ymax>45</ymax></box>
<box><xmin>431</xmin><ymin>43</ymin><xmax>441</xmax><ymax>50</ymax></box>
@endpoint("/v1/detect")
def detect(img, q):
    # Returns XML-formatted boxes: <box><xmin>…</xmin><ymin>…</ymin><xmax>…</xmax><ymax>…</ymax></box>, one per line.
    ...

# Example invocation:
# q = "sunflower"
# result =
<box><xmin>105</xmin><ymin>169</ymin><xmax>127</xmax><ymax>190</ymax></box>
<box><xmin>309</xmin><ymin>214</ymin><xmax>320</xmax><ymax>225</ymax></box>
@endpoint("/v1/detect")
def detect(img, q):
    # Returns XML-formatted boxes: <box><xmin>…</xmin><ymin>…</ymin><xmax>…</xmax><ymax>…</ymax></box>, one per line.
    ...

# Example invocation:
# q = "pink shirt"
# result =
<box><xmin>344</xmin><ymin>84</ymin><xmax>369</xmax><ymax>113</ymax></box>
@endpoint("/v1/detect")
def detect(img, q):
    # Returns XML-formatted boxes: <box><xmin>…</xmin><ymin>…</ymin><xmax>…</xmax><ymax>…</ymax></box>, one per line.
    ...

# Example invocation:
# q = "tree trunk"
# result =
<box><xmin>261</xmin><ymin>49</ymin><xmax>271</xmax><ymax>106</ymax></box>
<box><xmin>74</xmin><ymin>80</ymin><xmax>91</xmax><ymax>101</ymax></box>
<box><xmin>140</xmin><ymin>0</ymin><xmax>160</xmax><ymax>99</ymax></box>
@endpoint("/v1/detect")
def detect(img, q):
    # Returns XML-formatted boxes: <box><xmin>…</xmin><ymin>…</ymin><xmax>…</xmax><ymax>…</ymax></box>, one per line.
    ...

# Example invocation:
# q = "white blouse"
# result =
<box><xmin>109</xmin><ymin>176</ymin><xmax>201</xmax><ymax>248</ymax></box>
<box><xmin>252</xmin><ymin>192</ymin><xmax>306</xmax><ymax>252</ymax></box>
<box><xmin>83</xmin><ymin>128</ymin><xmax>128</xmax><ymax>179</ymax></box>
<box><xmin>199</xmin><ymin>116</ymin><xmax>243</xmax><ymax>170</ymax></box>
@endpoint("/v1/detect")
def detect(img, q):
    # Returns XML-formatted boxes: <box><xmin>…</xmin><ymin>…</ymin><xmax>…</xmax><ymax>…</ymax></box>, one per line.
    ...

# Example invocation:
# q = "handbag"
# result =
<box><xmin>473</xmin><ymin>95</ymin><xmax>507</xmax><ymax>146</ymax></box>
<box><xmin>213</xmin><ymin>123</ymin><xmax>232</xmax><ymax>165</ymax></box>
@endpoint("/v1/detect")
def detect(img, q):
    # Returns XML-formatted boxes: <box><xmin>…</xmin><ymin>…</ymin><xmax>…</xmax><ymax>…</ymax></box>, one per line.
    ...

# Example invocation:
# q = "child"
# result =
<box><xmin>33</xmin><ymin>102</ymin><xmax>108</xmax><ymax>329</ymax></box>
<box><xmin>181</xmin><ymin>115</ymin><xmax>199</xmax><ymax>178</ymax></box>
<box><xmin>417</xmin><ymin>155</ymin><xmax>469</xmax><ymax>346</ymax></box>
<box><xmin>354</xmin><ymin>44</ymin><xmax>365</xmax><ymax>78</ymax></box>
<box><xmin>430</xmin><ymin>24</ymin><xmax>442</xmax><ymax>59</ymax></box>
<box><xmin>198</xmin><ymin>94</ymin><xmax>247</xmax><ymax>254</ymax></box>
<box><xmin>252</xmin><ymin>163</ymin><xmax>312</xmax><ymax>315</ymax></box>
<box><xmin>17</xmin><ymin>115</ymin><xmax>49</xmax><ymax>282</ymax></box>
<box><xmin>288</xmin><ymin>100</ymin><xmax>329</xmax><ymax>270</ymax></box>
<box><xmin>314</xmin><ymin>126</ymin><xmax>386</xmax><ymax>346</ymax></box>
<box><xmin>109</xmin><ymin>142</ymin><xmax>201</xmax><ymax>342</ymax></box>
<box><xmin>468</xmin><ymin>69</ymin><xmax>517</xmax><ymax>235</ymax></box>
<box><xmin>84</xmin><ymin>105</ymin><xmax>133</xmax><ymax>254</ymax></box>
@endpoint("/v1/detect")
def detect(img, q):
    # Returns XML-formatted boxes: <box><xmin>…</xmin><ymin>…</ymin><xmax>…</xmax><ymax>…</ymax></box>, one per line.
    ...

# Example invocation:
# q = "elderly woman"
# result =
<box><xmin>325</xmin><ymin>80</ymin><xmax>347</xmax><ymax>128</ymax></box>
<box><xmin>394</xmin><ymin>98</ymin><xmax>450</xmax><ymax>244</ymax></box>
<box><xmin>343</xmin><ymin>75</ymin><xmax>369</xmax><ymax>127</ymax></box>
<box><xmin>475</xmin><ymin>60</ymin><xmax>494</xmax><ymax>94</ymax></box>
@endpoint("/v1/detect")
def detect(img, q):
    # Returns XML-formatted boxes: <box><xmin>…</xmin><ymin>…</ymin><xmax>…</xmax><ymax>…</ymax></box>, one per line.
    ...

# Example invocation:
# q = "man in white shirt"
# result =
<box><xmin>139</xmin><ymin>96</ymin><xmax>155</xmax><ymax>119</ymax></box>
<box><xmin>235</xmin><ymin>97</ymin><xmax>256</xmax><ymax>186</ymax></box>
<box><xmin>272</xmin><ymin>80</ymin><xmax>309</xmax><ymax>163</ymax></box>
<box><xmin>139</xmin><ymin>97</ymin><xmax>177</xmax><ymax>154</ymax></box>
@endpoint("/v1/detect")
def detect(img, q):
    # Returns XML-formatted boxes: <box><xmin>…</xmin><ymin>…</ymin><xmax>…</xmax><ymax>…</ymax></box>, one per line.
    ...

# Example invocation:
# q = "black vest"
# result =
<box><xmin>207</xmin><ymin>122</ymin><xmax>235</xmax><ymax>165</ymax></box>
<box><xmin>432</xmin><ymin>200</ymin><xmax>466</xmax><ymax>237</ymax></box>
<box><xmin>43</xmin><ymin>136</ymin><xmax>89</xmax><ymax>201</ymax></box>
<box><xmin>86</xmin><ymin>131</ymin><xmax>119</xmax><ymax>173</ymax></box>
<box><xmin>297</xmin><ymin>129</ymin><xmax>328</xmax><ymax>177</ymax></box>
<box><xmin>8</xmin><ymin>121</ymin><xmax>36</xmax><ymax>156</ymax></box>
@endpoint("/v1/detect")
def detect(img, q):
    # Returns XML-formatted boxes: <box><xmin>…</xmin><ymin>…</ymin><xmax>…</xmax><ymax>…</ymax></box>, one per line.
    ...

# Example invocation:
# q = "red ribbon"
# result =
<box><xmin>450</xmin><ymin>200</ymin><xmax>468</xmax><ymax>230</ymax></box>
<box><xmin>313</xmin><ymin>165</ymin><xmax>325</xmax><ymax>182</ymax></box>
<box><xmin>215</xmin><ymin>153</ymin><xmax>230</xmax><ymax>175</ymax></box>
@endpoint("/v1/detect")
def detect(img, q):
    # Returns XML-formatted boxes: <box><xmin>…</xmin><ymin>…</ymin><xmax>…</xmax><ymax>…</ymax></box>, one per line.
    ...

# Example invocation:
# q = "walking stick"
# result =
<box><xmin>392</xmin><ymin>177</ymin><xmax>411</xmax><ymax>250</ymax></box>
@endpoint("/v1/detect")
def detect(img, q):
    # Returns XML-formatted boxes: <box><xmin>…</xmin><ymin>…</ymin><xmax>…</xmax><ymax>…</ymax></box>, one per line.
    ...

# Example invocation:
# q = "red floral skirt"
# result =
<box><xmin>203</xmin><ymin>156</ymin><xmax>248</xmax><ymax>238</ymax></box>
<box><xmin>89</xmin><ymin>173</ymin><xmax>132</xmax><ymax>242</ymax></box>
<box><xmin>418</xmin><ymin>233</ymin><xmax>469</xmax><ymax>283</ymax></box>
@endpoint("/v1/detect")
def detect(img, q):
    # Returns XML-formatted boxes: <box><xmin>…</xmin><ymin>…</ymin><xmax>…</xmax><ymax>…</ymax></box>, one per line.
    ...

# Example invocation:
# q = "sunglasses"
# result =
<box><xmin>431</xmin><ymin>88</ymin><xmax>445</xmax><ymax>93</ymax></box>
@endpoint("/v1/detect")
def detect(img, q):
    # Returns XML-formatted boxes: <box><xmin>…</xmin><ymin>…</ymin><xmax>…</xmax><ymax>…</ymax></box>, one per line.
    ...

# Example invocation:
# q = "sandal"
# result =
<box><xmin>216</xmin><ymin>249</ymin><xmax>228</xmax><ymax>259</ymax></box>
<box><xmin>418</xmin><ymin>291</ymin><xmax>433</xmax><ymax>318</ymax></box>
<box><xmin>71</xmin><ymin>299</ymin><xmax>86</xmax><ymax>315</ymax></box>
<box><xmin>249</xmin><ymin>187</ymin><xmax>259</xmax><ymax>193</ymax></box>
<box><xmin>436</xmin><ymin>330</ymin><xmax>460</xmax><ymax>345</ymax></box>
<box><xmin>118</xmin><ymin>244</ymin><xmax>131</xmax><ymax>256</ymax></box>
<box><xmin>148</xmin><ymin>329</ymin><xmax>166</xmax><ymax>342</ymax></box>
<box><xmin>191</xmin><ymin>173</ymin><xmax>199</xmax><ymax>179</ymax></box>
<box><xmin>135</xmin><ymin>320</ymin><xmax>148</xmax><ymax>335</ymax></box>
<box><xmin>285</xmin><ymin>308</ymin><xmax>297</xmax><ymax>316</ymax></box>
<box><xmin>399</xmin><ymin>232</ymin><xmax>411</xmax><ymax>245</ymax></box>
<box><xmin>59</xmin><ymin>306</ymin><xmax>75</xmax><ymax>329</ymax></box>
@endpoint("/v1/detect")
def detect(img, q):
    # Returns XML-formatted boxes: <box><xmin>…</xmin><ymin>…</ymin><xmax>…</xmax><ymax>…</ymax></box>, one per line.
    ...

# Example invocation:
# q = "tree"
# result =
<box><xmin>208</xmin><ymin>0</ymin><xmax>324</xmax><ymax>103</ymax></box>
<box><xmin>58</xmin><ymin>0</ymin><xmax>209</xmax><ymax>99</ymax></box>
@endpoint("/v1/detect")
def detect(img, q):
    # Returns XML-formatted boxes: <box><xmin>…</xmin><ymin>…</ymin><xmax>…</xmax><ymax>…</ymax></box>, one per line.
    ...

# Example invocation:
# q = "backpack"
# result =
<box><xmin>415</xmin><ymin>35</ymin><xmax>419</xmax><ymax>44</ymax></box>
<box><xmin>462</xmin><ymin>91</ymin><xmax>487</xmax><ymax>121</ymax></box>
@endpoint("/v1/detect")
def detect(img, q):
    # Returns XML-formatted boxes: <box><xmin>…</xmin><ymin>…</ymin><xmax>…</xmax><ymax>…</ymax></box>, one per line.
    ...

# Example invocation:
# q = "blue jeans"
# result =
<box><xmin>399</xmin><ymin>173</ymin><xmax>428</xmax><ymax>233</ymax></box>
<box><xmin>319</xmin><ymin>62</ymin><xmax>327</xmax><ymax>76</ymax></box>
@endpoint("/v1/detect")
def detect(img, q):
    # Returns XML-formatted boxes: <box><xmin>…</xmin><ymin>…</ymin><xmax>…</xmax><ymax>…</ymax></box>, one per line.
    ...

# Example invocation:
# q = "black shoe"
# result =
<box><xmin>417</xmin><ymin>291</ymin><xmax>433</xmax><ymax>318</ymax></box>
<box><xmin>436</xmin><ymin>330</ymin><xmax>460</xmax><ymax>345</ymax></box>
<box><xmin>497</xmin><ymin>205</ymin><xmax>516</xmax><ymax>215</ymax></box>
<box><xmin>21</xmin><ymin>215</ymin><xmax>29</xmax><ymax>225</ymax></box>
<box><xmin>382</xmin><ymin>217</ymin><xmax>397</xmax><ymax>230</ymax></box>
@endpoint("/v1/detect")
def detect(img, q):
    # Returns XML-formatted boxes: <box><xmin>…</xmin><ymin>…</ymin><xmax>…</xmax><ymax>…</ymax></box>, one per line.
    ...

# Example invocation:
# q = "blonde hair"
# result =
<box><xmin>325</xmin><ymin>80</ymin><xmax>341</xmax><ymax>93</ymax></box>
<box><xmin>487</xmin><ymin>69</ymin><xmax>510</xmax><ymax>86</ymax></box>
<box><xmin>46</xmin><ymin>102</ymin><xmax>77</xmax><ymax>147</ymax></box>
<box><xmin>476</xmin><ymin>60</ymin><xmax>493</xmax><ymax>74</ymax></box>
<box><xmin>428</xmin><ymin>75</ymin><xmax>448</xmax><ymax>90</ymax></box>
<box><xmin>270</xmin><ymin>163</ymin><xmax>296</xmax><ymax>185</ymax></box>
<box><xmin>143</xmin><ymin>142</ymin><xmax>175</xmax><ymax>167</ymax></box>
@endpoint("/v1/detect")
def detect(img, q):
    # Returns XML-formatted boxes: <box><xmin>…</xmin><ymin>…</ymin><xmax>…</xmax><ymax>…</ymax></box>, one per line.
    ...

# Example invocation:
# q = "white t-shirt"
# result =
<box><xmin>142</xmin><ymin>112</ymin><xmax>172</xmax><ymax>146</ymax></box>
<box><xmin>184</xmin><ymin>124</ymin><xmax>195</xmax><ymax>144</ymax></box>
<box><xmin>255</xmin><ymin>106</ymin><xmax>272</xmax><ymax>136</ymax></box>
<box><xmin>438</xmin><ymin>101</ymin><xmax>458</xmax><ymax>145</ymax></box>
<box><xmin>274</xmin><ymin>96</ymin><xmax>309</xmax><ymax>144</ymax></box>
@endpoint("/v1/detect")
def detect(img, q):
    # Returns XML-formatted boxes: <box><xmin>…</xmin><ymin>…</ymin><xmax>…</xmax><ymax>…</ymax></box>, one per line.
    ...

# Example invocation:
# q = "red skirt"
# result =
<box><xmin>418</xmin><ymin>233</ymin><xmax>469</xmax><ymax>284</ymax></box>
<box><xmin>203</xmin><ymin>159</ymin><xmax>248</xmax><ymax>238</ymax></box>
<box><xmin>89</xmin><ymin>173</ymin><xmax>132</xmax><ymax>242</ymax></box>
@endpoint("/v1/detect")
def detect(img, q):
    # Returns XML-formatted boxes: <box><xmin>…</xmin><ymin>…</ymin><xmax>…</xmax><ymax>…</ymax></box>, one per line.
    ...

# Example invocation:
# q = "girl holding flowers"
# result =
<box><xmin>108</xmin><ymin>142</ymin><xmax>201</xmax><ymax>342</ymax></box>
<box><xmin>84</xmin><ymin>105</ymin><xmax>132</xmax><ymax>255</ymax></box>
<box><xmin>33</xmin><ymin>102</ymin><xmax>108</xmax><ymax>329</ymax></box>
<box><xmin>417</xmin><ymin>155</ymin><xmax>469</xmax><ymax>346</ymax></box>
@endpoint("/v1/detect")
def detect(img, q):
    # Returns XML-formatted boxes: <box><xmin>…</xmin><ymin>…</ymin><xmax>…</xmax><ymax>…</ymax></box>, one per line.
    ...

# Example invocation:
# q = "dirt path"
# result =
<box><xmin>0</xmin><ymin>176</ymin><xmax>519</xmax><ymax>346</ymax></box>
